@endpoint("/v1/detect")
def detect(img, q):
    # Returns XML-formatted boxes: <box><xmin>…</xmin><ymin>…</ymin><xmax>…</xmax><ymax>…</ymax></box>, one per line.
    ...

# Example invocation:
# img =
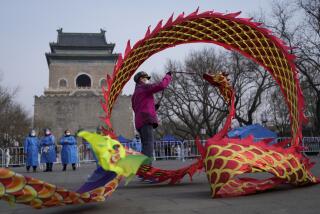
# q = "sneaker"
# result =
<box><xmin>136</xmin><ymin>175</ymin><xmax>144</xmax><ymax>182</ymax></box>
<box><xmin>143</xmin><ymin>178</ymin><xmax>158</xmax><ymax>184</ymax></box>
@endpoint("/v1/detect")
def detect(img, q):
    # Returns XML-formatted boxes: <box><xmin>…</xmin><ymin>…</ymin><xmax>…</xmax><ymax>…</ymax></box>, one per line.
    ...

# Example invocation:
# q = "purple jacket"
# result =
<box><xmin>132</xmin><ymin>74</ymin><xmax>172</xmax><ymax>130</ymax></box>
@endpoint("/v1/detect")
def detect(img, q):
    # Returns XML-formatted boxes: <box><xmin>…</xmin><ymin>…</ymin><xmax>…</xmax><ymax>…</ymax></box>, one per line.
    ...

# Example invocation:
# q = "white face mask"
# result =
<box><xmin>45</xmin><ymin>131</ymin><xmax>50</xmax><ymax>135</ymax></box>
<box><xmin>31</xmin><ymin>132</ymin><xmax>36</xmax><ymax>137</ymax></box>
<box><xmin>140</xmin><ymin>77</ymin><xmax>150</xmax><ymax>84</ymax></box>
<box><xmin>142</xmin><ymin>79</ymin><xmax>150</xmax><ymax>84</ymax></box>
<box><xmin>66</xmin><ymin>132</ymin><xmax>71</xmax><ymax>136</ymax></box>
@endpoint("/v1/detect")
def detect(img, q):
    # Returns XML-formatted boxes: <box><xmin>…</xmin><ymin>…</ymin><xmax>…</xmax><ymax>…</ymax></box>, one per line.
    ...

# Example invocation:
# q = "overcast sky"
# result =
<box><xmin>0</xmin><ymin>0</ymin><xmax>272</xmax><ymax>114</ymax></box>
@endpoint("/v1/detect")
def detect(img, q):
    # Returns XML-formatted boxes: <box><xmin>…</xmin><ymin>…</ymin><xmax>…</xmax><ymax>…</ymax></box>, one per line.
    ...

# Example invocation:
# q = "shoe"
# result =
<box><xmin>44</xmin><ymin>163</ymin><xmax>49</xmax><ymax>172</ymax></box>
<box><xmin>136</xmin><ymin>175</ymin><xmax>144</xmax><ymax>182</ymax></box>
<box><xmin>143</xmin><ymin>178</ymin><xmax>158</xmax><ymax>184</ymax></box>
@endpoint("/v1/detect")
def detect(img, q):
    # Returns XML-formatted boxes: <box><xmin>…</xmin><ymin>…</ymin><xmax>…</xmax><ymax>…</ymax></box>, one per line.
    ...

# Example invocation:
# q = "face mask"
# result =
<box><xmin>31</xmin><ymin>132</ymin><xmax>36</xmax><ymax>137</ymax></box>
<box><xmin>142</xmin><ymin>79</ymin><xmax>149</xmax><ymax>84</ymax></box>
<box><xmin>140</xmin><ymin>77</ymin><xmax>150</xmax><ymax>84</ymax></box>
<box><xmin>45</xmin><ymin>131</ymin><xmax>50</xmax><ymax>135</ymax></box>
<box><xmin>66</xmin><ymin>132</ymin><xmax>71</xmax><ymax>136</ymax></box>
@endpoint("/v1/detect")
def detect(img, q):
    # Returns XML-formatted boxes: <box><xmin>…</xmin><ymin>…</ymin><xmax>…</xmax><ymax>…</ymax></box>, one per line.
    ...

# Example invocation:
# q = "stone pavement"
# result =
<box><xmin>1</xmin><ymin>158</ymin><xmax>320</xmax><ymax>214</ymax></box>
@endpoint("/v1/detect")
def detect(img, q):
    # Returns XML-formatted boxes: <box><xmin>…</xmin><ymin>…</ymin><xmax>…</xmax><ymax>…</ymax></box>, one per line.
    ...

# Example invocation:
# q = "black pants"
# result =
<box><xmin>26</xmin><ymin>166</ymin><xmax>37</xmax><ymax>172</ymax></box>
<box><xmin>63</xmin><ymin>163</ymin><xmax>76</xmax><ymax>171</ymax></box>
<box><xmin>138</xmin><ymin>124</ymin><xmax>154</xmax><ymax>158</ymax></box>
<box><xmin>45</xmin><ymin>163</ymin><xmax>53</xmax><ymax>172</ymax></box>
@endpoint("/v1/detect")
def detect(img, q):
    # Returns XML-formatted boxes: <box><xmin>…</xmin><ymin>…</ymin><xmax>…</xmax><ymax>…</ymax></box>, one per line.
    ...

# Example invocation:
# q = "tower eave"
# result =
<box><xmin>45</xmin><ymin>53</ymin><xmax>119</xmax><ymax>66</ymax></box>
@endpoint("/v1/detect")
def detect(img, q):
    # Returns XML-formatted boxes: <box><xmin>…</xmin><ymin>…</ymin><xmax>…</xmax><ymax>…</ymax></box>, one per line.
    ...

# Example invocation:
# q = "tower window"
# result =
<box><xmin>76</xmin><ymin>74</ymin><xmax>91</xmax><ymax>88</ymax></box>
<box><xmin>100</xmin><ymin>78</ymin><xmax>107</xmax><ymax>88</ymax></box>
<box><xmin>59</xmin><ymin>79</ymin><xmax>67</xmax><ymax>88</ymax></box>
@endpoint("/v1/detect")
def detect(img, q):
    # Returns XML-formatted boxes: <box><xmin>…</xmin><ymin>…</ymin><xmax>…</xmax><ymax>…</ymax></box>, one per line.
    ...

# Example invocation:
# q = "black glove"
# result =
<box><xmin>166</xmin><ymin>71</ymin><xmax>172</xmax><ymax>76</ymax></box>
<box><xmin>155</xmin><ymin>103</ymin><xmax>160</xmax><ymax>110</ymax></box>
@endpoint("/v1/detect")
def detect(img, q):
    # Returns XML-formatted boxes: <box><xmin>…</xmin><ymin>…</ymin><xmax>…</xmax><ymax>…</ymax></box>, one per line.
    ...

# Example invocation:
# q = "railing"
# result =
<box><xmin>1</xmin><ymin>137</ymin><xmax>319</xmax><ymax>168</ymax></box>
<box><xmin>275</xmin><ymin>137</ymin><xmax>320</xmax><ymax>153</ymax></box>
<box><xmin>0</xmin><ymin>148</ymin><xmax>4</xmax><ymax>167</ymax></box>
<box><xmin>78</xmin><ymin>144</ymin><xmax>96</xmax><ymax>163</ymax></box>
<box><xmin>302</xmin><ymin>137</ymin><xmax>320</xmax><ymax>153</ymax></box>
<box><xmin>183</xmin><ymin>140</ymin><xmax>206</xmax><ymax>159</ymax></box>
<box><xmin>154</xmin><ymin>141</ymin><xmax>184</xmax><ymax>160</ymax></box>
<box><xmin>6</xmin><ymin>147</ymin><xmax>25</xmax><ymax>167</ymax></box>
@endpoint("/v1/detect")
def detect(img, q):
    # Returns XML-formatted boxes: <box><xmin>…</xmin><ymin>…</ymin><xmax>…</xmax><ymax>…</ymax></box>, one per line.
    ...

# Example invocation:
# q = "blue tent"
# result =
<box><xmin>117</xmin><ymin>135</ymin><xmax>131</xmax><ymax>144</ymax></box>
<box><xmin>161</xmin><ymin>134</ymin><xmax>181</xmax><ymax>142</ymax></box>
<box><xmin>227</xmin><ymin>124</ymin><xmax>277</xmax><ymax>141</ymax></box>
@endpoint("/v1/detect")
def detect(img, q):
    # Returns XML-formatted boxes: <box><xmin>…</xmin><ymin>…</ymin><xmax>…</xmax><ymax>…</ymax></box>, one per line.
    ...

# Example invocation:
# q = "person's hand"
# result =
<box><xmin>155</xmin><ymin>103</ymin><xmax>160</xmax><ymax>110</ymax></box>
<box><xmin>166</xmin><ymin>71</ymin><xmax>172</xmax><ymax>76</ymax></box>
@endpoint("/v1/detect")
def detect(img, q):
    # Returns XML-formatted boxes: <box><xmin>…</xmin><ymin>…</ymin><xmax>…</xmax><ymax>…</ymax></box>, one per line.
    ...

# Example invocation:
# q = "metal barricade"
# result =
<box><xmin>0</xmin><ymin>148</ymin><xmax>4</xmax><ymax>167</ymax></box>
<box><xmin>152</xmin><ymin>137</ymin><xmax>320</xmax><ymax>160</ymax></box>
<box><xmin>182</xmin><ymin>140</ymin><xmax>206</xmax><ymax>159</ymax></box>
<box><xmin>2</xmin><ymin>137</ymin><xmax>319</xmax><ymax>167</ymax></box>
<box><xmin>7</xmin><ymin>147</ymin><xmax>25</xmax><ymax>167</ymax></box>
<box><xmin>274</xmin><ymin>137</ymin><xmax>291</xmax><ymax>147</ymax></box>
<box><xmin>154</xmin><ymin>141</ymin><xmax>184</xmax><ymax>160</ymax></box>
<box><xmin>302</xmin><ymin>137</ymin><xmax>320</xmax><ymax>154</ymax></box>
<box><xmin>274</xmin><ymin>137</ymin><xmax>320</xmax><ymax>153</ymax></box>
<box><xmin>78</xmin><ymin>144</ymin><xmax>96</xmax><ymax>163</ymax></box>
<box><xmin>54</xmin><ymin>145</ymin><xmax>62</xmax><ymax>164</ymax></box>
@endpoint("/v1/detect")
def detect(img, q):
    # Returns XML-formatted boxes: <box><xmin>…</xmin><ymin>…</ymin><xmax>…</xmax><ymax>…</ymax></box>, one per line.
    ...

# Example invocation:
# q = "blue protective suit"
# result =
<box><xmin>24</xmin><ymin>136</ymin><xmax>40</xmax><ymax>166</ymax></box>
<box><xmin>130</xmin><ymin>138</ymin><xmax>142</xmax><ymax>152</ymax></box>
<box><xmin>60</xmin><ymin>135</ymin><xmax>78</xmax><ymax>164</ymax></box>
<box><xmin>40</xmin><ymin>135</ymin><xmax>56</xmax><ymax>163</ymax></box>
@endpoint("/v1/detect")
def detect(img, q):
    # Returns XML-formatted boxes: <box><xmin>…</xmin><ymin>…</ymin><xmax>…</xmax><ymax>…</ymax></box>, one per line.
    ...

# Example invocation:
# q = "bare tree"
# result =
<box><xmin>267</xmin><ymin>88</ymin><xmax>291</xmax><ymax>136</ymax></box>
<box><xmin>154</xmin><ymin>48</ymin><xmax>275</xmax><ymax>139</ymax></box>
<box><xmin>226</xmin><ymin>52</ymin><xmax>275</xmax><ymax>126</ymax></box>
<box><xmin>266</xmin><ymin>0</ymin><xmax>320</xmax><ymax>135</ymax></box>
<box><xmin>154</xmin><ymin>48</ymin><xmax>227</xmax><ymax>139</ymax></box>
<box><xmin>0</xmin><ymin>77</ymin><xmax>31</xmax><ymax>148</ymax></box>
<box><xmin>296</xmin><ymin>0</ymin><xmax>320</xmax><ymax>135</ymax></box>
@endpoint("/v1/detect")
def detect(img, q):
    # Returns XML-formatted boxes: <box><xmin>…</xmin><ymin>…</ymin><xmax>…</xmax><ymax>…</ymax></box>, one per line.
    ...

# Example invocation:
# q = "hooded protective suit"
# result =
<box><xmin>40</xmin><ymin>134</ymin><xmax>56</xmax><ymax>163</ymax></box>
<box><xmin>60</xmin><ymin>135</ymin><xmax>78</xmax><ymax>164</ymax></box>
<box><xmin>24</xmin><ymin>134</ymin><xmax>40</xmax><ymax>166</ymax></box>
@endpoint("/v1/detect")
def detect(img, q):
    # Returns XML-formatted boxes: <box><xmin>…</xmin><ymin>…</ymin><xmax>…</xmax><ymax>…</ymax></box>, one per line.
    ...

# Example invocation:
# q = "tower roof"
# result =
<box><xmin>56</xmin><ymin>28</ymin><xmax>109</xmax><ymax>46</ymax></box>
<box><xmin>46</xmin><ymin>28</ymin><xmax>118</xmax><ymax>65</ymax></box>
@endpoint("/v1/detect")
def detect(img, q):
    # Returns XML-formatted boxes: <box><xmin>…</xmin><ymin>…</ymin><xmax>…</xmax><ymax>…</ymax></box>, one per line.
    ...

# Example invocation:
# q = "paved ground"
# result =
<box><xmin>1</xmin><ymin>157</ymin><xmax>320</xmax><ymax>214</ymax></box>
